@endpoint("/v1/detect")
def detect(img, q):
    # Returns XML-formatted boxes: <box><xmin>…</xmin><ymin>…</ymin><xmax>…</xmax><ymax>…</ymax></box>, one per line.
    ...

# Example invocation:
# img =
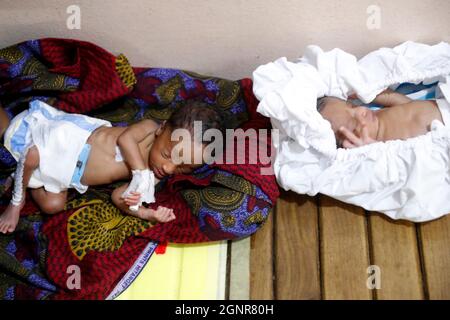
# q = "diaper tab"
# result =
<box><xmin>70</xmin><ymin>143</ymin><xmax>92</xmax><ymax>193</ymax></box>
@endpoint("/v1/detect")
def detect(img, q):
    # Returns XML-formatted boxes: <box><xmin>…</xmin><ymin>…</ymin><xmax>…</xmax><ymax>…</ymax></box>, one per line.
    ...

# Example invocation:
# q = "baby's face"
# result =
<box><xmin>148</xmin><ymin>125</ymin><xmax>203</xmax><ymax>179</ymax></box>
<box><xmin>319</xmin><ymin>98</ymin><xmax>379</xmax><ymax>147</ymax></box>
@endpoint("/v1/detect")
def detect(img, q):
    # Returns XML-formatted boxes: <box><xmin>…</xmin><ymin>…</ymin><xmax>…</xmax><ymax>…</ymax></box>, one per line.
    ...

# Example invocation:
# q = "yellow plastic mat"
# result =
<box><xmin>115</xmin><ymin>241</ymin><xmax>227</xmax><ymax>300</ymax></box>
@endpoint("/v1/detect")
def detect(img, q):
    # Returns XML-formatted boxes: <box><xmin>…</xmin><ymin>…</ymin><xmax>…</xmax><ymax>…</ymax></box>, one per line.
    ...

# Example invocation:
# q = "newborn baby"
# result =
<box><xmin>0</xmin><ymin>100</ymin><xmax>227</xmax><ymax>234</ymax></box>
<box><xmin>317</xmin><ymin>88</ymin><xmax>448</xmax><ymax>148</ymax></box>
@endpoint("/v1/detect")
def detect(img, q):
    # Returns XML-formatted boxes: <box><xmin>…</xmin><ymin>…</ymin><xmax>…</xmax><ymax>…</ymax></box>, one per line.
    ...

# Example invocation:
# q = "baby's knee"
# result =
<box><xmin>0</xmin><ymin>106</ymin><xmax>11</xmax><ymax>138</ymax></box>
<box><xmin>39</xmin><ymin>196</ymin><xmax>66</xmax><ymax>215</ymax></box>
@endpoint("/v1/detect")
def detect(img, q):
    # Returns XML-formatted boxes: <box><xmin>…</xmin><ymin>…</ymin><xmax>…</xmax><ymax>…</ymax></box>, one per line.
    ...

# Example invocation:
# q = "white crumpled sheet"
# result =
<box><xmin>253</xmin><ymin>41</ymin><xmax>450</xmax><ymax>222</ymax></box>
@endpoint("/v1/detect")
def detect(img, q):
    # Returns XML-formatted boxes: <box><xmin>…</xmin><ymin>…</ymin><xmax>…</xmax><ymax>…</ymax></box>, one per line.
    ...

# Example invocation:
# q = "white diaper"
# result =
<box><xmin>436</xmin><ymin>98</ymin><xmax>450</xmax><ymax>126</ymax></box>
<box><xmin>4</xmin><ymin>100</ymin><xmax>112</xmax><ymax>193</ymax></box>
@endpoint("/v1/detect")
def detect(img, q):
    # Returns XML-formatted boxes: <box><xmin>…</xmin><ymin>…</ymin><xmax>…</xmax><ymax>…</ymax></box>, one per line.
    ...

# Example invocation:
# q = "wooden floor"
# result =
<box><xmin>250</xmin><ymin>191</ymin><xmax>450</xmax><ymax>300</ymax></box>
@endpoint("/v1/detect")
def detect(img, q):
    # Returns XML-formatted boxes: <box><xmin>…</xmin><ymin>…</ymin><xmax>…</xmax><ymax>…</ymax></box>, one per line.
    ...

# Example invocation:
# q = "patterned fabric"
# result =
<box><xmin>0</xmin><ymin>214</ymin><xmax>56</xmax><ymax>300</ymax></box>
<box><xmin>0</xmin><ymin>38</ymin><xmax>279</xmax><ymax>299</ymax></box>
<box><xmin>65</xmin><ymin>194</ymin><xmax>150</xmax><ymax>260</ymax></box>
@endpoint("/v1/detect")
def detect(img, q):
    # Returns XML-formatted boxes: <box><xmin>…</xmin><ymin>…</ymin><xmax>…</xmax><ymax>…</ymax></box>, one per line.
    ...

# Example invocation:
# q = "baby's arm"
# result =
<box><xmin>112</xmin><ymin>183</ymin><xmax>175</xmax><ymax>223</ymax></box>
<box><xmin>117</xmin><ymin>119</ymin><xmax>160</xmax><ymax>210</ymax></box>
<box><xmin>372</xmin><ymin>88</ymin><xmax>412</xmax><ymax>107</ymax></box>
<box><xmin>117</xmin><ymin>119</ymin><xmax>159</xmax><ymax>170</ymax></box>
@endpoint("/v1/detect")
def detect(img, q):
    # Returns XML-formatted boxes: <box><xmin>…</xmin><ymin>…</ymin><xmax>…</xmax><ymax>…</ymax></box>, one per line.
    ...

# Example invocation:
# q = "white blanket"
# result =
<box><xmin>253</xmin><ymin>41</ymin><xmax>450</xmax><ymax>222</ymax></box>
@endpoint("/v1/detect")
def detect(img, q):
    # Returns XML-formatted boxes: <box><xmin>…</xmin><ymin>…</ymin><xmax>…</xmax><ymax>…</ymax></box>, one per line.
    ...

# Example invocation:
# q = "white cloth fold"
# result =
<box><xmin>121</xmin><ymin>168</ymin><xmax>156</xmax><ymax>211</ymax></box>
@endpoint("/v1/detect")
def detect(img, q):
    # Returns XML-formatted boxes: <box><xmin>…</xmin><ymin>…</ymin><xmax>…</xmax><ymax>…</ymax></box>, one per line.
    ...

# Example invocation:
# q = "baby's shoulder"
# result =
<box><xmin>134</xmin><ymin>118</ymin><xmax>160</xmax><ymax>132</ymax></box>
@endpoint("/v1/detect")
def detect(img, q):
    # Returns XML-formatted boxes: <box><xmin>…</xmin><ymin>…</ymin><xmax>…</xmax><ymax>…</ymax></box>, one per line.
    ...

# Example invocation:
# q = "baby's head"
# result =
<box><xmin>149</xmin><ymin>101</ymin><xmax>228</xmax><ymax>179</ymax></box>
<box><xmin>317</xmin><ymin>96</ymin><xmax>379</xmax><ymax>147</ymax></box>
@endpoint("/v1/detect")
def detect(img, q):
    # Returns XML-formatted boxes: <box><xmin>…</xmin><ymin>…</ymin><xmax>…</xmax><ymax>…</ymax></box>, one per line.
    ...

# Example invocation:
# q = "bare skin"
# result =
<box><xmin>319</xmin><ymin>89</ymin><xmax>444</xmax><ymax>148</ymax></box>
<box><xmin>0</xmin><ymin>117</ymin><xmax>202</xmax><ymax>233</ymax></box>
<box><xmin>0</xmin><ymin>147</ymin><xmax>38</xmax><ymax>233</ymax></box>
<box><xmin>0</xmin><ymin>104</ymin><xmax>9</xmax><ymax>138</ymax></box>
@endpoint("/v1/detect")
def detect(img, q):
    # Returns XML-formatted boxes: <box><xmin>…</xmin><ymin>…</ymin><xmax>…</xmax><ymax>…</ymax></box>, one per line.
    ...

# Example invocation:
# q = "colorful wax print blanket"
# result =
<box><xmin>0</xmin><ymin>38</ymin><xmax>279</xmax><ymax>299</ymax></box>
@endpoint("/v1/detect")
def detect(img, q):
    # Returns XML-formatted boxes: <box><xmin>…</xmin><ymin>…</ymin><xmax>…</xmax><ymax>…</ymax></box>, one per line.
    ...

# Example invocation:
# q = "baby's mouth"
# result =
<box><xmin>153</xmin><ymin>167</ymin><xmax>165</xmax><ymax>179</ymax></box>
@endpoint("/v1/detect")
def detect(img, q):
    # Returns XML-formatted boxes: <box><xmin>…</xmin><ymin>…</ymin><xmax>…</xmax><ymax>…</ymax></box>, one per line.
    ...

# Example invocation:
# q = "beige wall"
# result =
<box><xmin>0</xmin><ymin>0</ymin><xmax>449</xmax><ymax>80</ymax></box>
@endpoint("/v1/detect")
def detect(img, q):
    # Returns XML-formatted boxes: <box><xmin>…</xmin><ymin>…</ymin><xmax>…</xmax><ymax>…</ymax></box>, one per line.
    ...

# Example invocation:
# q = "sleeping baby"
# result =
<box><xmin>0</xmin><ymin>100</ymin><xmax>227</xmax><ymax>234</ymax></box>
<box><xmin>317</xmin><ymin>88</ymin><xmax>448</xmax><ymax>149</ymax></box>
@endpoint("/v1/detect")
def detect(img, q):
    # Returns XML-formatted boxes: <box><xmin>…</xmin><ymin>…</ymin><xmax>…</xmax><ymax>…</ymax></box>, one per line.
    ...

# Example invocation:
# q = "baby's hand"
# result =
<box><xmin>139</xmin><ymin>206</ymin><xmax>176</xmax><ymax>223</ymax></box>
<box><xmin>338</xmin><ymin>125</ymin><xmax>377</xmax><ymax>149</ymax></box>
<box><xmin>122</xmin><ymin>191</ymin><xmax>141</xmax><ymax>206</ymax></box>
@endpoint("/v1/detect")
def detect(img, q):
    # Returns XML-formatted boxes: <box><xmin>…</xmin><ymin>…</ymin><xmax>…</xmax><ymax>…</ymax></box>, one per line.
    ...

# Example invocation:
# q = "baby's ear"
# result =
<box><xmin>156</xmin><ymin>120</ymin><xmax>167</xmax><ymax>136</ymax></box>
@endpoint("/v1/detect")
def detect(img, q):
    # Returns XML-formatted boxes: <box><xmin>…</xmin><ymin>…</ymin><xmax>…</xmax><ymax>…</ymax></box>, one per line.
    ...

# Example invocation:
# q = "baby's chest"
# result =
<box><xmin>387</xmin><ymin>104</ymin><xmax>438</xmax><ymax>139</ymax></box>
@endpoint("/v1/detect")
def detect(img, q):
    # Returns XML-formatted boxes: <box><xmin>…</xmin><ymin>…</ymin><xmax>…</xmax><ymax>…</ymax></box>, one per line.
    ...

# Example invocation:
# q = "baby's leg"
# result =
<box><xmin>30</xmin><ymin>188</ymin><xmax>67</xmax><ymax>215</ymax></box>
<box><xmin>0</xmin><ymin>146</ymin><xmax>39</xmax><ymax>234</ymax></box>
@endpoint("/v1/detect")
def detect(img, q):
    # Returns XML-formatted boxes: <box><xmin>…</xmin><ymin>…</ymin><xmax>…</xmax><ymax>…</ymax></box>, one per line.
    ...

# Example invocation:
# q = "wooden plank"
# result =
<box><xmin>319</xmin><ymin>195</ymin><xmax>372</xmax><ymax>300</ymax></box>
<box><xmin>275</xmin><ymin>191</ymin><xmax>321</xmax><ymax>299</ymax></box>
<box><xmin>419</xmin><ymin>215</ymin><xmax>450</xmax><ymax>299</ymax></box>
<box><xmin>369</xmin><ymin>213</ymin><xmax>424</xmax><ymax>299</ymax></box>
<box><xmin>250</xmin><ymin>208</ymin><xmax>274</xmax><ymax>299</ymax></box>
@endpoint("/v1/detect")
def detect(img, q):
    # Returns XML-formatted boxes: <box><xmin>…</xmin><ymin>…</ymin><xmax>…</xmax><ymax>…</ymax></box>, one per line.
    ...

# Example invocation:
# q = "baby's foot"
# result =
<box><xmin>0</xmin><ymin>200</ymin><xmax>24</xmax><ymax>234</ymax></box>
<box><xmin>139</xmin><ymin>206</ymin><xmax>175</xmax><ymax>224</ymax></box>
